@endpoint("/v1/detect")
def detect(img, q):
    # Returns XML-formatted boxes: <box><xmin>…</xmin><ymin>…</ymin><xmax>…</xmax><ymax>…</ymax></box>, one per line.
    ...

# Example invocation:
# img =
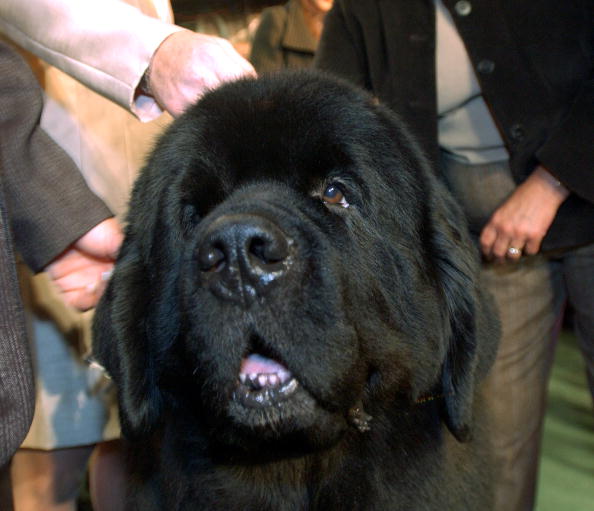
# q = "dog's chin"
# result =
<box><xmin>218</xmin><ymin>353</ymin><xmax>348</xmax><ymax>452</ymax></box>
<box><xmin>228</xmin><ymin>378</ymin><xmax>318</xmax><ymax>429</ymax></box>
<box><xmin>224</xmin><ymin>396</ymin><xmax>348</xmax><ymax>456</ymax></box>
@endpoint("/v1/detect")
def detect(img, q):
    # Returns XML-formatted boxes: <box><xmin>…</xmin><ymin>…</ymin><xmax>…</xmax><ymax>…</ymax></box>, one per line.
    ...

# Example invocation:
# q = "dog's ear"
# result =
<box><xmin>92</xmin><ymin>237</ymin><xmax>162</xmax><ymax>438</ymax></box>
<box><xmin>428</xmin><ymin>180</ymin><xmax>500</xmax><ymax>442</ymax></box>
<box><xmin>92</xmin><ymin>163</ymin><xmax>184</xmax><ymax>438</ymax></box>
<box><xmin>370</xmin><ymin>104</ymin><xmax>499</xmax><ymax>441</ymax></box>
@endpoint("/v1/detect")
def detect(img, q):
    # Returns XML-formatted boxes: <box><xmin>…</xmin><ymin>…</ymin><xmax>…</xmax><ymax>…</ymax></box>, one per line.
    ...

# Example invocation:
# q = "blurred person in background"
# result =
<box><xmin>250</xmin><ymin>0</ymin><xmax>333</xmax><ymax>72</ymax></box>
<box><xmin>174</xmin><ymin>1</ymin><xmax>263</xmax><ymax>60</ymax></box>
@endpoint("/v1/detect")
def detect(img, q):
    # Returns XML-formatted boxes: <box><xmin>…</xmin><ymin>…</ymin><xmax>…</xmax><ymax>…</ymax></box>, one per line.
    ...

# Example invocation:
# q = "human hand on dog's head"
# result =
<box><xmin>44</xmin><ymin>218</ymin><xmax>123</xmax><ymax>311</ymax></box>
<box><xmin>146</xmin><ymin>30</ymin><xmax>256</xmax><ymax>117</ymax></box>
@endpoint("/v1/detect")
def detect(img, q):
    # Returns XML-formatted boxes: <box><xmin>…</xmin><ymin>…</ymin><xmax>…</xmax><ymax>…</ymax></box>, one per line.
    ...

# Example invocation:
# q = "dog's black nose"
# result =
<box><xmin>197</xmin><ymin>214</ymin><xmax>292</xmax><ymax>306</ymax></box>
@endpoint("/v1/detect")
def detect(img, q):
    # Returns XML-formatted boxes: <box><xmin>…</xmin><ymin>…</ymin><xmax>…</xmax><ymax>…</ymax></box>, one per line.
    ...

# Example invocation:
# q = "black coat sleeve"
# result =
<box><xmin>536</xmin><ymin>79</ymin><xmax>594</xmax><ymax>204</ymax></box>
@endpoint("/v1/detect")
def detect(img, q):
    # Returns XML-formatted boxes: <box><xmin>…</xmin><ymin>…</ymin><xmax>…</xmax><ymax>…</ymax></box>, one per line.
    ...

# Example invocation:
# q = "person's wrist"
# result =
<box><xmin>138</xmin><ymin>32</ymin><xmax>174</xmax><ymax>99</ymax></box>
<box><xmin>534</xmin><ymin>165</ymin><xmax>570</xmax><ymax>202</ymax></box>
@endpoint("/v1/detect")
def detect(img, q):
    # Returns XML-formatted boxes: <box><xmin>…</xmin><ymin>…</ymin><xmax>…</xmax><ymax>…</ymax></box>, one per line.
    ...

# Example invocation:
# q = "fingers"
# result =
<box><xmin>52</xmin><ymin>264</ymin><xmax>113</xmax><ymax>311</ymax></box>
<box><xmin>60</xmin><ymin>281</ymin><xmax>107</xmax><ymax>311</ymax></box>
<box><xmin>74</xmin><ymin>218</ymin><xmax>123</xmax><ymax>260</ymax></box>
<box><xmin>523</xmin><ymin>237</ymin><xmax>542</xmax><ymax>256</ymax></box>
<box><xmin>479</xmin><ymin>187</ymin><xmax>549</xmax><ymax>263</ymax></box>
<box><xmin>150</xmin><ymin>30</ymin><xmax>256</xmax><ymax>117</ymax></box>
<box><xmin>480</xmin><ymin>225</ymin><xmax>526</xmax><ymax>263</ymax></box>
<box><xmin>209</xmin><ymin>36</ymin><xmax>256</xmax><ymax>80</ymax></box>
<box><xmin>478</xmin><ymin>166</ymin><xmax>566</xmax><ymax>263</ymax></box>
<box><xmin>505</xmin><ymin>242</ymin><xmax>524</xmax><ymax>261</ymax></box>
<box><xmin>44</xmin><ymin>246</ymin><xmax>115</xmax><ymax>310</ymax></box>
<box><xmin>480</xmin><ymin>229</ymin><xmax>535</xmax><ymax>264</ymax></box>
<box><xmin>480</xmin><ymin>214</ymin><xmax>547</xmax><ymax>263</ymax></box>
<box><xmin>51</xmin><ymin>261</ymin><xmax>112</xmax><ymax>292</ymax></box>
<box><xmin>43</xmin><ymin>249</ymin><xmax>73</xmax><ymax>279</ymax></box>
<box><xmin>45</xmin><ymin>220</ymin><xmax>121</xmax><ymax>281</ymax></box>
<box><xmin>479</xmin><ymin>224</ymin><xmax>497</xmax><ymax>260</ymax></box>
<box><xmin>491</xmin><ymin>233</ymin><xmax>513</xmax><ymax>262</ymax></box>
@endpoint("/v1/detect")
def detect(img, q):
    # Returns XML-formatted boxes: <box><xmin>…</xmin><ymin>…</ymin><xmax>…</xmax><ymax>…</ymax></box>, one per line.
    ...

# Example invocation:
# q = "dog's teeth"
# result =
<box><xmin>239</xmin><ymin>371</ymin><xmax>293</xmax><ymax>391</ymax></box>
<box><xmin>278</xmin><ymin>378</ymin><xmax>298</xmax><ymax>397</ymax></box>
<box><xmin>245</xmin><ymin>373</ymin><xmax>259</xmax><ymax>389</ymax></box>
<box><xmin>277</xmin><ymin>369</ymin><xmax>291</xmax><ymax>383</ymax></box>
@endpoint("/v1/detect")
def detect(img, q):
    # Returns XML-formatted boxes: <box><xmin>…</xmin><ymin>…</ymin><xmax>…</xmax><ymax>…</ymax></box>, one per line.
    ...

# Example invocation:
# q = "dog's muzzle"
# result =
<box><xmin>197</xmin><ymin>213</ymin><xmax>294</xmax><ymax>307</ymax></box>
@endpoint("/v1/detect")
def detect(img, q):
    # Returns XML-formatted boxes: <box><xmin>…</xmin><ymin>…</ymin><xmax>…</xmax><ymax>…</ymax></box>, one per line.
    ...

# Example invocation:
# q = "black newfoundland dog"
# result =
<box><xmin>93</xmin><ymin>70</ymin><xmax>500</xmax><ymax>510</ymax></box>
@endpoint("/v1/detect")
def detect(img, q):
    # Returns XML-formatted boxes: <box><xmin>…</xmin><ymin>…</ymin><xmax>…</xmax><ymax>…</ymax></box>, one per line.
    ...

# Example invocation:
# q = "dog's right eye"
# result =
<box><xmin>322</xmin><ymin>184</ymin><xmax>349</xmax><ymax>208</ymax></box>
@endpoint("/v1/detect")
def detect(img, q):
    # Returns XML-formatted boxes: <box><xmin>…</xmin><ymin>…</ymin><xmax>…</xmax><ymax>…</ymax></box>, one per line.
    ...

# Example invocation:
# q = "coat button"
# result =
<box><xmin>454</xmin><ymin>1</ymin><xmax>472</xmax><ymax>16</ymax></box>
<box><xmin>477</xmin><ymin>59</ymin><xmax>495</xmax><ymax>74</ymax></box>
<box><xmin>510</xmin><ymin>124</ymin><xmax>525</xmax><ymax>141</ymax></box>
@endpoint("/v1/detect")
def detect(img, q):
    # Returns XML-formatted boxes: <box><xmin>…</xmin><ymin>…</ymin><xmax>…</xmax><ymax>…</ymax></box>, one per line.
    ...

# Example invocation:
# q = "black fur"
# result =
<box><xmin>93</xmin><ymin>70</ymin><xmax>500</xmax><ymax>510</ymax></box>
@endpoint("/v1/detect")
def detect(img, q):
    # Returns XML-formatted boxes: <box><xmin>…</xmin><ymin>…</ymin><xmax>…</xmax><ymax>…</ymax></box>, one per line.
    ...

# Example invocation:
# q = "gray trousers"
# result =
<box><xmin>441</xmin><ymin>152</ymin><xmax>594</xmax><ymax>511</ymax></box>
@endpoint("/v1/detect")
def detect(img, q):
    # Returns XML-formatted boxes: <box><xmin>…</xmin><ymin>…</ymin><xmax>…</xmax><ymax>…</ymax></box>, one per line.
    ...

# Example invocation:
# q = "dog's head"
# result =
<box><xmin>93</xmin><ymin>71</ymin><xmax>498</xmax><ymax>452</ymax></box>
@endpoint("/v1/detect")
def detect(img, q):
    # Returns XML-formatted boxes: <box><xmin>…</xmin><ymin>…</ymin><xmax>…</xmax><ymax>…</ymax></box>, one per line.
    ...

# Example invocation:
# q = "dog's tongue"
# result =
<box><xmin>240</xmin><ymin>353</ymin><xmax>288</xmax><ymax>376</ymax></box>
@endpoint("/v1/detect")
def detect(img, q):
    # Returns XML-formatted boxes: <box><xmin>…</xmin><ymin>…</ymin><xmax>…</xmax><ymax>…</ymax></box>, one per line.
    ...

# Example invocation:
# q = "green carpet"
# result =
<box><xmin>536</xmin><ymin>332</ymin><xmax>594</xmax><ymax>511</ymax></box>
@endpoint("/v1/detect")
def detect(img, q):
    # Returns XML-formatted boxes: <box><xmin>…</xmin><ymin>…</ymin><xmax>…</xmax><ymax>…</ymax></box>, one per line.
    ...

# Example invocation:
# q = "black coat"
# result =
<box><xmin>315</xmin><ymin>0</ymin><xmax>594</xmax><ymax>251</ymax></box>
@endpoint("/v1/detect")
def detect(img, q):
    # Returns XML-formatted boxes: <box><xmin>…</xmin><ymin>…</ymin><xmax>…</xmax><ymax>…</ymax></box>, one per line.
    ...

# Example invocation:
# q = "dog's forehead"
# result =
<box><xmin>178</xmin><ymin>74</ymin><xmax>387</xmax><ymax>196</ymax></box>
<box><xmin>180</xmin><ymin>140</ymin><xmax>354</xmax><ymax>214</ymax></box>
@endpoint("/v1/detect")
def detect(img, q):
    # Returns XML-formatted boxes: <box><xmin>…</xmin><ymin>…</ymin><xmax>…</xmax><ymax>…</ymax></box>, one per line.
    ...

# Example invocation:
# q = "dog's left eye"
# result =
<box><xmin>322</xmin><ymin>184</ymin><xmax>349</xmax><ymax>208</ymax></box>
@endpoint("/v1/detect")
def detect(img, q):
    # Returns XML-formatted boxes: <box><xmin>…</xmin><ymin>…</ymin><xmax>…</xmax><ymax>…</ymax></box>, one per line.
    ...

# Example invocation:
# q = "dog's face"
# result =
<box><xmin>93</xmin><ymin>71</ymin><xmax>498</xmax><ymax>453</ymax></box>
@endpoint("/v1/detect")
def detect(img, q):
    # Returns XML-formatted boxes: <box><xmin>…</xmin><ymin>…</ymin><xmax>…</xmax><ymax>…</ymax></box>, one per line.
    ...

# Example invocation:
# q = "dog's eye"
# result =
<box><xmin>322</xmin><ymin>184</ymin><xmax>349</xmax><ymax>208</ymax></box>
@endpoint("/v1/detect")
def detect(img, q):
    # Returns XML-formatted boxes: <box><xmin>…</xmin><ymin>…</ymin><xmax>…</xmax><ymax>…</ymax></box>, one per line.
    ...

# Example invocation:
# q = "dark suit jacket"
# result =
<box><xmin>315</xmin><ymin>0</ymin><xmax>594</xmax><ymax>252</ymax></box>
<box><xmin>0</xmin><ymin>41</ymin><xmax>112</xmax><ymax>469</ymax></box>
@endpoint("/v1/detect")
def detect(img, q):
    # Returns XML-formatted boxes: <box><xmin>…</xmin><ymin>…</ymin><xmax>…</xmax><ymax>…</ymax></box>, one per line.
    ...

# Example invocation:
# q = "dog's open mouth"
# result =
<box><xmin>233</xmin><ymin>353</ymin><xmax>299</xmax><ymax>408</ymax></box>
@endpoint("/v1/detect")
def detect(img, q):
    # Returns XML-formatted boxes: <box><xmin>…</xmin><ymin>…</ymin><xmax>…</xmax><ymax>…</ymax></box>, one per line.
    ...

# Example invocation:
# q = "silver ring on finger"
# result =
<box><xmin>507</xmin><ymin>246</ymin><xmax>522</xmax><ymax>257</ymax></box>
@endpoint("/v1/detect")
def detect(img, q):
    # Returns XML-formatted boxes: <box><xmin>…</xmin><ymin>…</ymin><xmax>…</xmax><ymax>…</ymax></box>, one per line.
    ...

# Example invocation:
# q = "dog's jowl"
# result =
<box><xmin>93</xmin><ymin>70</ymin><xmax>500</xmax><ymax>510</ymax></box>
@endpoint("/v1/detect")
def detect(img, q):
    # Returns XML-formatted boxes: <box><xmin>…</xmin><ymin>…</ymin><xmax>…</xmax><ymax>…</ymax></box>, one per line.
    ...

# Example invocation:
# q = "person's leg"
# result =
<box><xmin>481</xmin><ymin>256</ymin><xmax>565</xmax><ymax>511</ymax></box>
<box><xmin>562</xmin><ymin>242</ymin><xmax>594</xmax><ymax>402</ymax></box>
<box><xmin>88</xmin><ymin>439</ymin><xmax>127</xmax><ymax>511</ymax></box>
<box><xmin>439</xmin><ymin>153</ymin><xmax>567</xmax><ymax>511</ymax></box>
<box><xmin>10</xmin><ymin>445</ymin><xmax>93</xmax><ymax>511</ymax></box>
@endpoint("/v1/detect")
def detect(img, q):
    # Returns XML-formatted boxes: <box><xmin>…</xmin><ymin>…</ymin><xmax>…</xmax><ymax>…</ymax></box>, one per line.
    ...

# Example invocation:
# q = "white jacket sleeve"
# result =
<box><xmin>0</xmin><ymin>0</ymin><xmax>183</xmax><ymax>121</ymax></box>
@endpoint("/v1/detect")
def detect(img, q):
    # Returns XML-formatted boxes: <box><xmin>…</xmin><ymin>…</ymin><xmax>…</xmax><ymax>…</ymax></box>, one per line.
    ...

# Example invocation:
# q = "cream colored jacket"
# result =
<box><xmin>0</xmin><ymin>0</ymin><xmax>182</xmax><ymax>215</ymax></box>
<box><xmin>0</xmin><ymin>0</ymin><xmax>181</xmax><ymax>120</ymax></box>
